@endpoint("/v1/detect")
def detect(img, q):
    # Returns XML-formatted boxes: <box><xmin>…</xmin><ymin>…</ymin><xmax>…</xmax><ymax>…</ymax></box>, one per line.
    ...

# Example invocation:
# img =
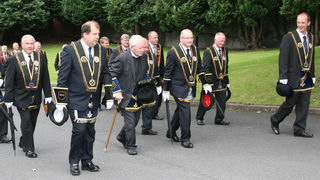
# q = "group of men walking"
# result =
<box><xmin>0</xmin><ymin>11</ymin><xmax>317</xmax><ymax>176</ymax></box>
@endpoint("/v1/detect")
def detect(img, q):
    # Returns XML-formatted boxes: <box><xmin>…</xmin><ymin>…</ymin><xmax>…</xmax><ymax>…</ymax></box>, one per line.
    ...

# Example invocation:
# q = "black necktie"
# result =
<box><xmin>219</xmin><ymin>48</ymin><xmax>222</xmax><ymax>58</ymax></box>
<box><xmin>28</xmin><ymin>55</ymin><xmax>33</xmax><ymax>71</ymax></box>
<box><xmin>303</xmin><ymin>35</ymin><xmax>308</xmax><ymax>54</ymax></box>
<box><xmin>186</xmin><ymin>48</ymin><xmax>191</xmax><ymax>62</ymax></box>
<box><xmin>88</xmin><ymin>47</ymin><xmax>93</xmax><ymax>66</ymax></box>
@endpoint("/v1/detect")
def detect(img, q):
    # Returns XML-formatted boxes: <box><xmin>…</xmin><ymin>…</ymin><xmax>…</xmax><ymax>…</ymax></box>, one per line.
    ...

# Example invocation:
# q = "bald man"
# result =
<box><xmin>163</xmin><ymin>29</ymin><xmax>205</xmax><ymax>148</ymax></box>
<box><xmin>109</xmin><ymin>35</ymin><xmax>153</xmax><ymax>155</ymax></box>
<box><xmin>4</xmin><ymin>35</ymin><xmax>52</xmax><ymax>158</ymax></box>
<box><xmin>195</xmin><ymin>32</ymin><xmax>230</xmax><ymax>126</ymax></box>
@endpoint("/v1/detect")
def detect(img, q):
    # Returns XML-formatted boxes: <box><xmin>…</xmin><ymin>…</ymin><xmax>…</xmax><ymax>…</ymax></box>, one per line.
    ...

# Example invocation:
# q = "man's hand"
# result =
<box><xmin>162</xmin><ymin>91</ymin><xmax>170</xmax><ymax>102</ymax></box>
<box><xmin>113</xmin><ymin>92</ymin><xmax>123</xmax><ymax>104</ymax></box>
<box><xmin>279</xmin><ymin>79</ymin><xmax>288</xmax><ymax>85</ymax></box>
<box><xmin>203</xmin><ymin>84</ymin><xmax>212</xmax><ymax>94</ymax></box>
<box><xmin>156</xmin><ymin>86</ymin><xmax>162</xmax><ymax>95</ymax></box>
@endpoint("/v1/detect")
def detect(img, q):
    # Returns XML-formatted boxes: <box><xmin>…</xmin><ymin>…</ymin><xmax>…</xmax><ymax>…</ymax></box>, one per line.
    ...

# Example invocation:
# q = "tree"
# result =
<box><xmin>105</xmin><ymin>0</ymin><xmax>157</xmax><ymax>34</ymax></box>
<box><xmin>280</xmin><ymin>0</ymin><xmax>320</xmax><ymax>45</ymax></box>
<box><xmin>0</xmin><ymin>0</ymin><xmax>49</xmax><ymax>42</ymax></box>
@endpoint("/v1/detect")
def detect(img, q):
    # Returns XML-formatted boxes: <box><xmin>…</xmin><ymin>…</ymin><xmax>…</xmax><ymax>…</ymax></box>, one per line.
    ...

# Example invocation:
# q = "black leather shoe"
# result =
<box><xmin>181</xmin><ymin>141</ymin><xmax>193</xmax><ymax>148</ymax></box>
<box><xmin>196</xmin><ymin>120</ymin><xmax>205</xmax><ymax>126</ymax></box>
<box><xmin>152</xmin><ymin>115</ymin><xmax>163</xmax><ymax>120</ymax></box>
<box><xmin>116</xmin><ymin>135</ymin><xmax>127</xmax><ymax>148</ymax></box>
<box><xmin>70</xmin><ymin>164</ymin><xmax>80</xmax><ymax>176</ymax></box>
<box><xmin>127</xmin><ymin>148</ymin><xmax>138</xmax><ymax>155</ymax></box>
<box><xmin>294</xmin><ymin>131</ymin><xmax>313</xmax><ymax>138</ymax></box>
<box><xmin>82</xmin><ymin>162</ymin><xmax>100</xmax><ymax>172</ymax></box>
<box><xmin>0</xmin><ymin>136</ymin><xmax>11</xmax><ymax>143</ymax></box>
<box><xmin>215</xmin><ymin>120</ymin><xmax>230</xmax><ymax>125</ymax></box>
<box><xmin>270</xmin><ymin>117</ymin><xmax>280</xmax><ymax>135</ymax></box>
<box><xmin>166</xmin><ymin>133</ymin><xmax>181</xmax><ymax>142</ymax></box>
<box><xmin>25</xmin><ymin>151</ymin><xmax>38</xmax><ymax>158</ymax></box>
<box><xmin>141</xmin><ymin>129</ymin><xmax>158</xmax><ymax>135</ymax></box>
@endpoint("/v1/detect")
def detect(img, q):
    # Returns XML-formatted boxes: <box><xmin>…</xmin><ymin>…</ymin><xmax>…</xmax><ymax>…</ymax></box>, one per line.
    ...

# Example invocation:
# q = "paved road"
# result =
<box><xmin>0</xmin><ymin>103</ymin><xmax>320</xmax><ymax>180</ymax></box>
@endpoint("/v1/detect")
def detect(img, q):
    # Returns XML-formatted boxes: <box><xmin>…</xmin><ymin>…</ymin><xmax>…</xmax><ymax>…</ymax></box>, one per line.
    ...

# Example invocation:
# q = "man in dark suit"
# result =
<box><xmin>110</xmin><ymin>34</ymin><xmax>130</xmax><ymax>61</ymax></box>
<box><xmin>163</xmin><ymin>29</ymin><xmax>204</xmax><ymax>148</ymax></box>
<box><xmin>54</xmin><ymin>44</ymin><xmax>67</xmax><ymax>72</ymax></box>
<box><xmin>99</xmin><ymin>37</ymin><xmax>113</xmax><ymax>110</ymax></box>
<box><xmin>270</xmin><ymin>12</ymin><xmax>316</xmax><ymax>138</ymax></box>
<box><xmin>196</xmin><ymin>32</ymin><xmax>230</xmax><ymax>126</ymax></box>
<box><xmin>148</xmin><ymin>31</ymin><xmax>165</xmax><ymax>120</ymax></box>
<box><xmin>57</xmin><ymin>21</ymin><xmax>111</xmax><ymax>175</ymax></box>
<box><xmin>4</xmin><ymin>34</ymin><xmax>52</xmax><ymax>157</ymax></box>
<box><xmin>109</xmin><ymin>35</ymin><xmax>151</xmax><ymax>155</ymax></box>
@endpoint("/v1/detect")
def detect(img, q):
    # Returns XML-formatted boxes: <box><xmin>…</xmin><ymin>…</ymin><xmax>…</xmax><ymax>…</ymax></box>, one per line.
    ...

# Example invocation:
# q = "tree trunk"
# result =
<box><xmin>134</xmin><ymin>23</ymin><xmax>140</xmax><ymax>35</ymax></box>
<box><xmin>0</xmin><ymin>31</ymin><xmax>4</xmax><ymax>43</ymax></box>
<box><xmin>315</xmin><ymin>11</ymin><xmax>319</xmax><ymax>45</ymax></box>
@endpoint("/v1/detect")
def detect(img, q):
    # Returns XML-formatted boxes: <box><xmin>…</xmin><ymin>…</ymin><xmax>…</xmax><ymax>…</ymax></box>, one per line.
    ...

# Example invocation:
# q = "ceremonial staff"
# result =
<box><xmin>104</xmin><ymin>101</ymin><xmax>118</xmax><ymax>151</ymax></box>
<box><xmin>165</xmin><ymin>100</ymin><xmax>173</xmax><ymax>144</ymax></box>
<box><xmin>0</xmin><ymin>105</ymin><xmax>17</xmax><ymax>155</ymax></box>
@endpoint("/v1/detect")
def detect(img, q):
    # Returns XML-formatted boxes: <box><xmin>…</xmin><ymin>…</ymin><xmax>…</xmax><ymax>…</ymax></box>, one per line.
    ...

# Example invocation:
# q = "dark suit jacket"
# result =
<box><xmin>279</xmin><ymin>31</ymin><xmax>315</xmax><ymax>88</ymax></box>
<box><xmin>110</xmin><ymin>46</ymin><xmax>127</xmax><ymax>62</ymax></box>
<box><xmin>203</xmin><ymin>47</ymin><xmax>229</xmax><ymax>90</ymax></box>
<box><xmin>163</xmin><ymin>45</ymin><xmax>202</xmax><ymax>99</ymax></box>
<box><xmin>109</xmin><ymin>51</ymin><xmax>149</xmax><ymax>108</ymax></box>
<box><xmin>57</xmin><ymin>40</ymin><xmax>111</xmax><ymax>111</ymax></box>
<box><xmin>4</xmin><ymin>52</ymin><xmax>51</xmax><ymax>108</ymax></box>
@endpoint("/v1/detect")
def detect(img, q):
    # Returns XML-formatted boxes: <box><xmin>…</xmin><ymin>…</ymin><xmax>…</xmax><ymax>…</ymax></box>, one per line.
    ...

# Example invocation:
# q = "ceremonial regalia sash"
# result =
<box><xmin>156</xmin><ymin>44</ymin><xmax>162</xmax><ymax>68</ymax></box>
<box><xmin>289</xmin><ymin>31</ymin><xmax>314</xmax><ymax>92</ymax></box>
<box><xmin>146</xmin><ymin>51</ymin><xmax>155</xmax><ymax>78</ymax></box>
<box><xmin>172</xmin><ymin>44</ymin><xmax>199</xmax><ymax>86</ymax></box>
<box><xmin>207</xmin><ymin>47</ymin><xmax>227</xmax><ymax>92</ymax></box>
<box><xmin>106</xmin><ymin>48</ymin><xmax>112</xmax><ymax>60</ymax></box>
<box><xmin>71</xmin><ymin>41</ymin><xmax>102</xmax><ymax>92</ymax></box>
<box><xmin>15</xmin><ymin>52</ymin><xmax>41</xmax><ymax>90</ymax></box>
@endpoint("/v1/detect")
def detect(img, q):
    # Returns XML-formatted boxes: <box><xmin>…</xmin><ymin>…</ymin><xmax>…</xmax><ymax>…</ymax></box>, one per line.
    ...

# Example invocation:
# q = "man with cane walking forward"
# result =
<box><xmin>195</xmin><ymin>32</ymin><xmax>231</xmax><ymax>126</ymax></box>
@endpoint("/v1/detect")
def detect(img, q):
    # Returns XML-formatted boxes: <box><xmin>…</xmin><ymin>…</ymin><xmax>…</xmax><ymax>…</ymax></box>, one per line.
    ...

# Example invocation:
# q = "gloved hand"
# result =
<box><xmin>227</xmin><ymin>84</ymin><xmax>230</xmax><ymax>88</ymax></box>
<box><xmin>45</xmin><ymin>97</ymin><xmax>52</xmax><ymax>104</ymax></box>
<box><xmin>312</xmin><ymin>77</ymin><xmax>316</xmax><ymax>84</ymax></box>
<box><xmin>5</xmin><ymin>102</ymin><xmax>13</xmax><ymax>109</ymax></box>
<box><xmin>0</xmin><ymin>79</ymin><xmax>3</xmax><ymax>87</ymax></box>
<box><xmin>162</xmin><ymin>91</ymin><xmax>170</xmax><ymax>102</ymax></box>
<box><xmin>156</xmin><ymin>86</ymin><xmax>162</xmax><ymax>95</ymax></box>
<box><xmin>106</xmin><ymin>99</ymin><xmax>114</xmax><ymax>109</ymax></box>
<box><xmin>113</xmin><ymin>92</ymin><xmax>123</xmax><ymax>104</ymax></box>
<box><xmin>203</xmin><ymin>84</ymin><xmax>212</xmax><ymax>94</ymax></box>
<box><xmin>279</xmin><ymin>79</ymin><xmax>288</xmax><ymax>85</ymax></box>
<box><xmin>56</xmin><ymin>104</ymin><xmax>66</xmax><ymax>111</ymax></box>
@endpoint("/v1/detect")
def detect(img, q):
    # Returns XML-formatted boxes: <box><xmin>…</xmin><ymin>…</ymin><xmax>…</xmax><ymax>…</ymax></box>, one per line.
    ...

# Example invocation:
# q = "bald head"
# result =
<box><xmin>214</xmin><ymin>32</ymin><xmax>226</xmax><ymax>48</ymax></box>
<box><xmin>12</xmin><ymin>42</ymin><xmax>19</xmax><ymax>51</ymax></box>
<box><xmin>148</xmin><ymin>31</ymin><xmax>159</xmax><ymax>45</ymax></box>
<box><xmin>180</xmin><ymin>29</ymin><xmax>194</xmax><ymax>47</ymax></box>
<box><xmin>34</xmin><ymin>41</ymin><xmax>42</xmax><ymax>51</ymax></box>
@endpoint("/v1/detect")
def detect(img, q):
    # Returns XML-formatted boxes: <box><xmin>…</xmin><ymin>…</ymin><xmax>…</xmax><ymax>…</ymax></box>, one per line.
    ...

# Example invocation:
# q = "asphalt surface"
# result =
<box><xmin>0</xmin><ymin>103</ymin><xmax>320</xmax><ymax>180</ymax></box>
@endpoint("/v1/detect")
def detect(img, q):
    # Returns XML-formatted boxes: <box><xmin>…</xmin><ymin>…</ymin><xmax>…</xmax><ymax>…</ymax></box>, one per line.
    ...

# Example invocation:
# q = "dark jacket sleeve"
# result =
<box><xmin>42</xmin><ymin>54</ymin><xmax>52</xmax><ymax>97</ymax></box>
<box><xmin>4</xmin><ymin>56</ymin><xmax>16</xmax><ymax>102</ymax></box>
<box><xmin>279</xmin><ymin>33</ymin><xmax>291</xmax><ymax>80</ymax></box>
<box><xmin>57</xmin><ymin>45</ymin><xmax>73</xmax><ymax>87</ymax></box>
<box><xmin>163</xmin><ymin>49</ymin><xmax>176</xmax><ymax>91</ymax></box>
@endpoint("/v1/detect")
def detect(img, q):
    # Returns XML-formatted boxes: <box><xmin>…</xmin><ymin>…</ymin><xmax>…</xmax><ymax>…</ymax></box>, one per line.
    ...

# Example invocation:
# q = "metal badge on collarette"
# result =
<box><xmin>297</xmin><ymin>42</ymin><xmax>303</xmax><ymax>48</ymax></box>
<box><xmin>33</xmin><ymin>60</ymin><xmax>39</xmax><ymax>67</ymax></box>
<box><xmin>89</xmin><ymin>79</ymin><xmax>96</xmax><ymax>86</ymax></box>
<box><xmin>81</xmin><ymin>56</ymin><xmax>87</xmax><ymax>63</ymax></box>
<box><xmin>222</xmin><ymin>56</ymin><xmax>226</xmax><ymax>61</ymax></box>
<box><xmin>219</xmin><ymin>73</ymin><xmax>224</xmax><ymax>80</ymax></box>
<box><xmin>94</xmin><ymin>56</ymin><xmax>100</xmax><ymax>63</ymax></box>
<box><xmin>21</xmin><ymin>61</ymin><xmax>27</xmax><ymax>66</ymax></box>
<box><xmin>181</xmin><ymin>57</ymin><xmax>187</xmax><ymax>62</ymax></box>
<box><xmin>148</xmin><ymin>60</ymin><xmax>154</xmax><ymax>64</ymax></box>
<box><xmin>309</xmin><ymin>43</ymin><xmax>313</xmax><ymax>49</ymax></box>
<box><xmin>213</xmin><ymin>56</ymin><xmax>218</xmax><ymax>61</ymax></box>
<box><xmin>29</xmin><ymin>82</ymin><xmax>35</xmax><ymax>88</ymax></box>
<box><xmin>192</xmin><ymin>56</ymin><xmax>197</xmax><ymax>62</ymax></box>
<box><xmin>189</xmin><ymin>75</ymin><xmax>194</xmax><ymax>81</ymax></box>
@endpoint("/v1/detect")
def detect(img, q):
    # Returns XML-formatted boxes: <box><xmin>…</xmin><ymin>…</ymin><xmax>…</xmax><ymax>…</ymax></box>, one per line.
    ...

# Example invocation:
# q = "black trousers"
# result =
<box><xmin>0</xmin><ymin>104</ymin><xmax>8</xmax><ymax>138</ymax></box>
<box><xmin>17</xmin><ymin>107</ymin><xmax>40</xmax><ymax>152</ymax></box>
<box><xmin>271</xmin><ymin>91</ymin><xmax>311</xmax><ymax>133</ymax></box>
<box><xmin>169</xmin><ymin>96</ymin><xmax>191</xmax><ymax>142</ymax></box>
<box><xmin>151</xmin><ymin>92</ymin><xmax>162</xmax><ymax>118</ymax></box>
<box><xmin>196</xmin><ymin>90</ymin><xmax>227</xmax><ymax>122</ymax></box>
<box><xmin>68</xmin><ymin>110</ymin><xmax>96</xmax><ymax>165</ymax></box>
<box><xmin>118</xmin><ymin>108</ymin><xmax>140</xmax><ymax>148</ymax></box>
<box><xmin>141</xmin><ymin>106</ymin><xmax>153</xmax><ymax>131</ymax></box>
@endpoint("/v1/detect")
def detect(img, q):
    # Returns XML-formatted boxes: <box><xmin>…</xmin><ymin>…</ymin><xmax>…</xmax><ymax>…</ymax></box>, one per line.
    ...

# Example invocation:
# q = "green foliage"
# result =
<box><xmin>155</xmin><ymin>0</ymin><xmax>208</xmax><ymax>35</ymax></box>
<box><xmin>0</xmin><ymin>0</ymin><xmax>49</xmax><ymax>31</ymax></box>
<box><xmin>205</xmin><ymin>0</ymin><xmax>235</xmax><ymax>28</ymax></box>
<box><xmin>105</xmin><ymin>0</ymin><xmax>156</xmax><ymax>33</ymax></box>
<box><xmin>280</xmin><ymin>0</ymin><xmax>320</xmax><ymax>17</ymax></box>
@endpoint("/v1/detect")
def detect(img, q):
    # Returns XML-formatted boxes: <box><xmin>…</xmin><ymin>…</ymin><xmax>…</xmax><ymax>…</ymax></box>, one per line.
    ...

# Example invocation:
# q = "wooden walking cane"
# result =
<box><xmin>104</xmin><ymin>102</ymin><xmax>118</xmax><ymax>152</ymax></box>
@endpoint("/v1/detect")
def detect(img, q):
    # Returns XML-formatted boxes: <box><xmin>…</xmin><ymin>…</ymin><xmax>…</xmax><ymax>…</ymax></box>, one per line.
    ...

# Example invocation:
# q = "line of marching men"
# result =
<box><xmin>0</xmin><ymin>12</ymin><xmax>316</xmax><ymax>176</ymax></box>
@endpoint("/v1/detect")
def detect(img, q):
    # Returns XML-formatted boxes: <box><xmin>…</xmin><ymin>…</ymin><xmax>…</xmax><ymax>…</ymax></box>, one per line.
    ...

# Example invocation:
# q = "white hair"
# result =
<box><xmin>129</xmin><ymin>35</ymin><xmax>144</xmax><ymax>48</ymax></box>
<box><xmin>21</xmin><ymin>34</ymin><xmax>36</xmax><ymax>44</ymax></box>
<box><xmin>214</xmin><ymin>32</ymin><xmax>225</xmax><ymax>40</ymax></box>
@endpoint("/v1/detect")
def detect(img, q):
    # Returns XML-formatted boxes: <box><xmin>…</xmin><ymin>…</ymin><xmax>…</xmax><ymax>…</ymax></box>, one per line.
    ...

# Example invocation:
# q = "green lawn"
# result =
<box><xmin>43</xmin><ymin>44</ymin><xmax>320</xmax><ymax>107</ymax></box>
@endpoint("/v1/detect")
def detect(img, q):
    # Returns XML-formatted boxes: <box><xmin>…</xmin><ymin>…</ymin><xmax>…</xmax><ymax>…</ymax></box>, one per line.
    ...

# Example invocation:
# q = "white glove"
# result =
<box><xmin>279</xmin><ymin>79</ymin><xmax>288</xmax><ymax>85</ymax></box>
<box><xmin>56</xmin><ymin>104</ymin><xmax>66</xmax><ymax>111</ymax></box>
<box><xmin>0</xmin><ymin>79</ymin><xmax>3</xmax><ymax>87</ymax></box>
<box><xmin>227</xmin><ymin>84</ymin><xmax>230</xmax><ymax>88</ymax></box>
<box><xmin>162</xmin><ymin>91</ymin><xmax>170</xmax><ymax>102</ymax></box>
<box><xmin>113</xmin><ymin>92</ymin><xmax>123</xmax><ymax>104</ymax></box>
<box><xmin>106</xmin><ymin>100</ymin><xmax>114</xmax><ymax>109</ymax></box>
<box><xmin>45</xmin><ymin>97</ymin><xmax>52</xmax><ymax>104</ymax></box>
<box><xmin>5</xmin><ymin>102</ymin><xmax>13</xmax><ymax>109</ymax></box>
<box><xmin>312</xmin><ymin>78</ymin><xmax>316</xmax><ymax>84</ymax></box>
<box><xmin>203</xmin><ymin>84</ymin><xmax>212</xmax><ymax>94</ymax></box>
<box><xmin>156</xmin><ymin>86</ymin><xmax>162</xmax><ymax>95</ymax></box>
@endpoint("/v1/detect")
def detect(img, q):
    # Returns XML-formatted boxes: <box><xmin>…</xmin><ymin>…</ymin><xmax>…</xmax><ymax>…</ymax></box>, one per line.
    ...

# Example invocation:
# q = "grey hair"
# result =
<box><xmin>121</xmin><ymin>34</ymin><xmax>130</xmax><ymax>40</ymax></box>
<box><xmin>21</xmin><ymin>34</ymin><xmax>36</xmax><ymax>44</ymax></box>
